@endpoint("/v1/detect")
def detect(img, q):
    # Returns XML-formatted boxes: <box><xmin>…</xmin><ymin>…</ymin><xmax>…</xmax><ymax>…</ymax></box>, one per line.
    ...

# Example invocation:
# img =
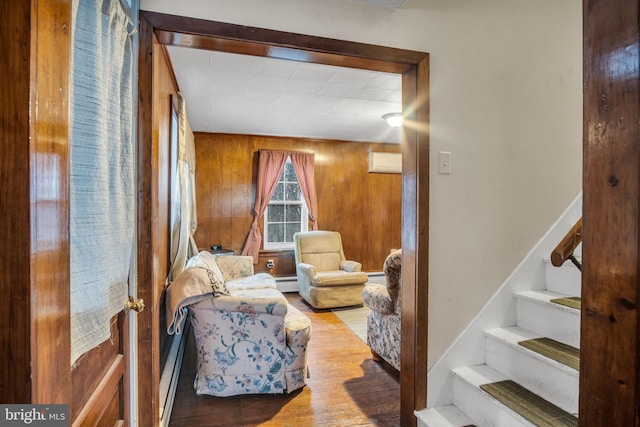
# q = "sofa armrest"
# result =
<box><xmin>362</xmin><ymin>283</ymin><xmax>395</xmax><ymax>315</ymax></box>
<box><xmin>297</xmin><ymin>262</ymin><xmax>317</xmax><ymax>277</ymax></box>
<box><xmin>214</xmin><ymin>255</ymin><xmax>255</xmax><ymax>282</ymax></box>
<box><xmin>211</xmin><ymin>288</ymin><xmax>288</xmax><ymax>317</ymax></box>
<box><xmin>340</xmin><ymin>260</ymin><xmax>362</xmax><ymax>272</ymax></box>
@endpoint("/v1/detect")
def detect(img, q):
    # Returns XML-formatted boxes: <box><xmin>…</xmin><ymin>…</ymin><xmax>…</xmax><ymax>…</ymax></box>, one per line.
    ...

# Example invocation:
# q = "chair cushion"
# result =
<box><xmin>226</xmin><ymin>272</ymin><xmax>277</xmax><ymax>291</ymax></box>
<box><xmin>303</xmin><ymin>252</ymin><xmax>341</xmax><ymax>271</ymax></box>
<box><xmin>311</xmin><ymin>270</ymin><xmax>368</xmax><ymax>287</ymax></box>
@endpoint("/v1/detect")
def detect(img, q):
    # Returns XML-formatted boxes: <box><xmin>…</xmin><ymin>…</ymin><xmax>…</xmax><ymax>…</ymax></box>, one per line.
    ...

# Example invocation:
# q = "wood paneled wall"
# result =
<box><xmin>193</xmin><ymin>133</ymin><xmax>402</xmax><ymax>272</ymax></box>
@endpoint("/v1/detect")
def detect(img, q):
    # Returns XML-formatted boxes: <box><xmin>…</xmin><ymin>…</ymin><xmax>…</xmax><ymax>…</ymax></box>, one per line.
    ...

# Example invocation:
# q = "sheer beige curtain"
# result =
<box><xmin>168</xmin><ymin>94</ymin><xmax>198</xmax><ymax>282</ymax></box>
<box><xmin>241</xmin><ymin>150</ymin><xmax>289</xmax><ymax>261</ymax></box>
<box><xmin>70</xmin><ymin>0</ymin><xmax>135</xmax><ymax>364</ymax></box>
<box><xmin>290</xmin><ymin>151</ymin><xmax>318</xmax><ymax>231</ymax></box>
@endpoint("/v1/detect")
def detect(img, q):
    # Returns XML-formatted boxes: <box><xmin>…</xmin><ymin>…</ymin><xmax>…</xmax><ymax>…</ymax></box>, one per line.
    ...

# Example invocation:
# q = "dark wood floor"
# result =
<box><xmin>168</xmin><ymin>293</ymin><xmax>400</xmax><ymax>426</ymax></box>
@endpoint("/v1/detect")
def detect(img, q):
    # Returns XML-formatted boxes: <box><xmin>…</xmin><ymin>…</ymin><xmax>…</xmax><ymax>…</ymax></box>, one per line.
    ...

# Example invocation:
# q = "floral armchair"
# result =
<box><xmin>167</xmin><ymin>252</ymin><xmax>312</xmax><ymax>397</ymax></box>
<box><xmin>362</xmin><ymin>249</ymin><xmax>402</xmax><ymax>370</ymax></box>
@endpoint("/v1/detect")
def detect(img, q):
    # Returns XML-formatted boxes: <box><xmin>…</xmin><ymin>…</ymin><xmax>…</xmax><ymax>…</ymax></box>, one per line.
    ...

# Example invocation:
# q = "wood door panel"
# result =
<box><xmin>72</xmin><ymin>353</ymin><xmax>124</xmax><ymax>427</ymax></box>
<box><xmin>72</xmin><ymin>315</ymin><xmax>121</xmax><ymax>419</ymax></box>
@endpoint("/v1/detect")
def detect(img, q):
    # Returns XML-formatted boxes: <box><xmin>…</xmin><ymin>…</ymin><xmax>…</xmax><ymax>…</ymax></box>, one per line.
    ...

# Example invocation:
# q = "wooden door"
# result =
<box><xmin>1</xmin><ymin>2</ymin><xmax>133</xmax><ymax>426</ymax></box>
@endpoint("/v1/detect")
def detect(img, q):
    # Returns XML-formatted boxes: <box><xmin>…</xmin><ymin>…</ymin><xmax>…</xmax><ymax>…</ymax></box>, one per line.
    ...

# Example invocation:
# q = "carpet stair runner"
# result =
<box><xmin>419</xmin><ymin>258</ymin><xmax>581</xmax><ymax>426</ymax></box>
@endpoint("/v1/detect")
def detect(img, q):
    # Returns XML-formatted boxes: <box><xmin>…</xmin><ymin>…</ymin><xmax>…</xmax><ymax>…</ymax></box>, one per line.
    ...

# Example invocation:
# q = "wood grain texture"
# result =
<box><xmin>72</xmin><ymin>354</ymin><xmax>124</xmax><ymax>427</ymax></box>
<box><xmin>142</xmin><ymin>11</ymin><xmax>424</xmax><ymax>74</ymax></box>
<box><xmin>30</xmin><ymin>0</ymin><xmax>73</xmax><ymax>406</ymax></box>
<box><xmin>255</xmin><ymin>250</ymin><xmax>296</xmax><ymax>276</ymax></box>
<box><xmin>136</xmin><ymin>28</ymin><xmax>181</xmax><ymax>427</ymax></box>
<box><xmin>71</xmin><ymin>316</ymin><xmax>121</xmax><ymax>421</ymax></box>
<box><xmin>1</xmin><ymin>0</ymin><xmax>33</xmax><ymax>404</ymax></box>
<box><xmin>137</xmin><ymin>17</ymin><xmax>174</xmax><ymax>427</ymax></box>
<box><xmin>400</xmin><ymin>57</ymin><xmax>430</xmax><ymax>427</ymax></box>
<box><xmin>168</xmin><ymin>293</ymin><xmax>400</xmax><ymax>426</ymax></box>
<box><xmin>192</xmin><ymin>133</ymin><xmax>402</xmax><ymax>272</ymax></box>
<box><xmin>582</xmin><ymin>0</ymin><xmax>640</xmax><ymax>425</ymax></box>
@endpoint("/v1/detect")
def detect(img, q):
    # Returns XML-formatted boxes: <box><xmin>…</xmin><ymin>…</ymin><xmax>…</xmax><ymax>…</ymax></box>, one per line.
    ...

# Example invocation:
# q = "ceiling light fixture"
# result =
<box><xmin>382</xmin><ymin>112</ymin><xmax>402</xmax><ymax>128</ymax></box>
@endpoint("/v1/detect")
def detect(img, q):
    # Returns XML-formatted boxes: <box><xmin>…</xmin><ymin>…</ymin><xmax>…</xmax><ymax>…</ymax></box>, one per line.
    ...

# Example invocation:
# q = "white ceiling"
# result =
<box><xmin>167</xmin><ymin>46</ymin><xmax>403</xmax><ymax>144</ymax></box>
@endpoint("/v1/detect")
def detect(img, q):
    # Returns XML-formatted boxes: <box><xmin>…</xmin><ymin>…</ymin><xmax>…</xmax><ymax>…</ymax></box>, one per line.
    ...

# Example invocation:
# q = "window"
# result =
<box><xmin>264</xmin><ymin>159</ymin><xmax>308</xmax><ymax>249</ymax></box>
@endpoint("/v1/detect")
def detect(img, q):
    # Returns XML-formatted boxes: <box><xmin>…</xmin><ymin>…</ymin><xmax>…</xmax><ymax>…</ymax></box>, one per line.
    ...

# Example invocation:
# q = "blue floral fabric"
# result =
<box><xmin>363</xmin><ymin>249</ymin><xmax>402</xmax><ymax>371</ymax></box>
<box><xmin>188</xmin><ymin>290</ymin><xmax>310</xmax><ymax>396</ymax></box>
<box><xmin>180</xmin><ymin>255</ymin><xmax>311</xmax><ymax>396</ymax></box>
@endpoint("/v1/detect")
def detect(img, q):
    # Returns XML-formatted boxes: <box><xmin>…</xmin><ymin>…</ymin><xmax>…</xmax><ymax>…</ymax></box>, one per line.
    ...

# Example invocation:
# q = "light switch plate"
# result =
<box><xmin>438</xmin><ymin>151</ymin><xmax>452</xmax><ymax>175</ymax></box>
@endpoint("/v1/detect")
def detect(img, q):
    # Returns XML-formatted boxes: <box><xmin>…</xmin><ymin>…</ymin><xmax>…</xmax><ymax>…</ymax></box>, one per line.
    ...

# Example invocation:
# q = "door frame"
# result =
<box><xmin>137</xmin><ymin>10</ymin><xmax>430</xmax><ymax>427</ymax></box>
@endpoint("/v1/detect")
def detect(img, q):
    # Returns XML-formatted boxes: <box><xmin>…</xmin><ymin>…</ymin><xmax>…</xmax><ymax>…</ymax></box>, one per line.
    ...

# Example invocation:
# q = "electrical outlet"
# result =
<box><xmin>438</xmin><ymin>151</ymin><xmax>452</xmax><ymax>175</ymax></box>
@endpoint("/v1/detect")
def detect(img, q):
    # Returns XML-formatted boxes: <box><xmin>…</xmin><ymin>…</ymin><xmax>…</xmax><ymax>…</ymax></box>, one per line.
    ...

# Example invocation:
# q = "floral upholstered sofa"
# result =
<box><xmin>166</xmin><ymin>251</ymin><xmax>312</xmax><ymax>397</ymax></box>
<box><xmin>362</xmin><ymin>249</ymin><xmax>402</xmax><ymax>371</ymax></box>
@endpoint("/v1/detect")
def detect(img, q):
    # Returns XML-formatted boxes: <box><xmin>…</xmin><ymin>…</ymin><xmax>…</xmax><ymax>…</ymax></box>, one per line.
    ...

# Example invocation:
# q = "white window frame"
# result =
<box><xmin>263</xmin><ymin>158</ymin><xmax>308</xmax><ymax>250</ymax></box>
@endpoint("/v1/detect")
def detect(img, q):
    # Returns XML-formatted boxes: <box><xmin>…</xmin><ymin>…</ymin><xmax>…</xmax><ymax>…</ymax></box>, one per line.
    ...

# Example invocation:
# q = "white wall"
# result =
<box><xmin>141</xmin><ymin>0</ymin><xmax>582</xmax><ymax>367</ymax></box>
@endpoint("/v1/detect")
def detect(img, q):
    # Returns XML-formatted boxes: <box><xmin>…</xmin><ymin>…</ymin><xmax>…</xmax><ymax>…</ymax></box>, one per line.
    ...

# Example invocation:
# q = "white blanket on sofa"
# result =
<box><xmin>165</xmin><ymin>267</ymin><xmax>216</xmax><ymax>335</ymax></box>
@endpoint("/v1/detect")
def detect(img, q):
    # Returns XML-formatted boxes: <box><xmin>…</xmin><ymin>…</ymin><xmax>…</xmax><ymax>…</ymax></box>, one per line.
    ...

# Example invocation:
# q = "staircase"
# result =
<box><xmin>417</xmin><ymin>196</ymin><xmax>583</xmax><ymax>427</ymax></box>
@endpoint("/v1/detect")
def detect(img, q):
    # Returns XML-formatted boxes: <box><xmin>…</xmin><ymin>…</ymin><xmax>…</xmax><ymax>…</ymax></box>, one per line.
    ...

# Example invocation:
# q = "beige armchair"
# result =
<box><xmin>293</xmin><ymin>230</ymin><xmax>368</xmax><ymax>309</ymax></box>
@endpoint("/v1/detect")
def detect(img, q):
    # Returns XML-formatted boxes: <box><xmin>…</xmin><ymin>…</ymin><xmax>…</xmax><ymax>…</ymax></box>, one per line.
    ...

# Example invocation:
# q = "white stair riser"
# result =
<box><xmin>453</xmin><ymin>375</ymin><xmax>534</xmax><ymax>427</ymax></box>
<box><xmin>545</xmin><ymin>262</ymin><xmax>581</xmax><ymax>296</ymax></box>
<box><xmin>416</xmin><ymin>406</ymin><xmax>475</xmax><ymax>427</ymax></box>
<box><xmin>516</xmin><ymin>299</ymin><xmax>580</xmax><ymax>348</ymax></box>
<box><xmin>485</xmin><ymin>338</ymin><xmax>579</xmax><ymax>414</ymax></box>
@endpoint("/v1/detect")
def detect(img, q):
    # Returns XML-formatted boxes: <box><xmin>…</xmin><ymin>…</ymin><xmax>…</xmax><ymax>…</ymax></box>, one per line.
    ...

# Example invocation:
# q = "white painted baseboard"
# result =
<box><xmin>276</xmin><ymin>272</ymin><xmax>385</xmax><ymax>293</ymax></box>
<box><xmin>160</xmin><ymin>318</ymin><xmax>189</xmax><ymax>427</ymax></box>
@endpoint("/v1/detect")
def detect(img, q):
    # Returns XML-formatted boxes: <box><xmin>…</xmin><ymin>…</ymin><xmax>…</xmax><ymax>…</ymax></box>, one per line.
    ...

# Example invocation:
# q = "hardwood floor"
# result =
<box><xmin>168</xmin><ymin>293</ymin><xmax>400</xmax><ymax>426</ymax></box>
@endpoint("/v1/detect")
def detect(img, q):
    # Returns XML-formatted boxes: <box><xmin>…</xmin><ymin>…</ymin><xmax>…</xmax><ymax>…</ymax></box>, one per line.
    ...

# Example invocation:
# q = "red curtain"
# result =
<box><xmin>241</xmin><ymin>150</ymin><xmax>288</xmax><ymax>261</ymax></box>
<box><xmin>241</xmin><ymin>150</ymin><xmax>318</xmax><ymax>262</ymax></box>
<box><xmin>290</xmin><ymin>151</ymin><xmax>318</xmax><ymax>231</ymax></box>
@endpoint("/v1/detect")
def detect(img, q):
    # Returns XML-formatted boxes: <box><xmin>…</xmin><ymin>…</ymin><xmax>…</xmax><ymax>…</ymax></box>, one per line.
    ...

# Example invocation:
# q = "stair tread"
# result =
<box><xmin>480</xmin><ymin>380</ymin><xmax>578</xmax><ymax>427</ymax></box>
<box><xmin>453</xmin><ymin>365</ymin><xmax>579</xmax><ymax>425</ymax></box>
<box><xmin>518</xmin><ymin>337</ymin><xmax>580</xmax><ymax>371</ymax></box>
<box><xmin>416</xmin><ymin>405</ymin><xmax>475</xmax><ymax>427</ymax></box>
<box><xmin>516</xmin><ymin>290</ymin><xmax>581</xmax><ymax>312</ymax></box>
<box><xmin>550</xmin><ymin>296</ymin><xmax>581</xmax><ymax>310</ymax></box>
<box><xmin>485</xmin><ymin>327</ymin><xmax>579</xmax><ymax>373</ymax></box>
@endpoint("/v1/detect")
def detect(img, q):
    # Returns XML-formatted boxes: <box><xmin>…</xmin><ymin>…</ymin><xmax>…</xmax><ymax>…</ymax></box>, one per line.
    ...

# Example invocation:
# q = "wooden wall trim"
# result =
<box><xmin>136</xmin><ymin>15</ymin><xmax>160</xmax><ymax>427</ymax></box>
<box><xmin>30</xmin><ymin>0</ymin><xmax>73</xmax><ymax>405</ymax></box>
<box><xmin>400</xmin><ymin>56</ymin><xmax>430</xmax><ymax>426</ymax></box>
<box><xmin>581</xmin><ymin>0</ymin><xmax>640</xmax><ymax>424</ymax></box>
<box><xmin>137</xmin><ymin>11</ymin><xmax>429</xmax><ymax>425</ymax></box>
<box><xmin>1</xmin><ymin>0</ymin><xmax>33</xmax><ymax>404</ymax></box>
<box><xmin>142</xmin><ymin>11</ymin><xmax>423</xmax><ymax>74</ymax></box>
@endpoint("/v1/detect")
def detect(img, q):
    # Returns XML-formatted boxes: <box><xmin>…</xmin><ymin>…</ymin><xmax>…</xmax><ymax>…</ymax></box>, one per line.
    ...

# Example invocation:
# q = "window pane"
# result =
<box><xmin>285</xmin><ymin>183</ymin><xmax>301</xmax><ymax>201</ymax></box>
<box><xmin>285</xmin><ymin>222</ymin><xmax>300</xmax><ymax>242</ymax></box>
<box><xmin>286</xmin><ymin>204</ymin><xmax>301</xmax><ymax>221</ymax></box>
<box><xmin>267</xmin><ymin>223</ymin><xmax>284</xmax><ymax>243</ymax></box>
<box><xmin>284</xmin><ymin>162</ymin><xmax>297</xmax><ymax>182</ymax></box>
<box><xmin>268</xmin><ymin>205</ymin><xmax>284</xmax><ymax>222</ymax></box>
<box><xmin>272</xmin><ymin>182</ymin><xmax>284</xmax><ymax>201</ymax></box>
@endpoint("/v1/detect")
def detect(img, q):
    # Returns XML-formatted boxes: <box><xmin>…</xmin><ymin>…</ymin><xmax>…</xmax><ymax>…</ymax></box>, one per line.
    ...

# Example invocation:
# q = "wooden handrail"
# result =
<box><xmin>551</xmin><ymin>217</ymin><xmax>582</xmax><ymax>269</ymax></box>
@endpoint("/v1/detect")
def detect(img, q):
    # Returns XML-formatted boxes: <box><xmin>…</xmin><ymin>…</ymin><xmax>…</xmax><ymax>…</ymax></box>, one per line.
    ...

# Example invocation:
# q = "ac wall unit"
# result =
<box><xmin>368</xmin><ymin>152</ymin><xmax>402</xmax><ymax>174</ymax></box>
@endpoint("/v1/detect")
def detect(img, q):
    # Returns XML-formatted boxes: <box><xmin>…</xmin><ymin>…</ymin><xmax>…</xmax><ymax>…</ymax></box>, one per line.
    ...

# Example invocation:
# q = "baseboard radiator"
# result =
<box><xmin>159</xmin><ymin>319</ymin><xmax>189</xmax><ymax>427</ymax></box>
